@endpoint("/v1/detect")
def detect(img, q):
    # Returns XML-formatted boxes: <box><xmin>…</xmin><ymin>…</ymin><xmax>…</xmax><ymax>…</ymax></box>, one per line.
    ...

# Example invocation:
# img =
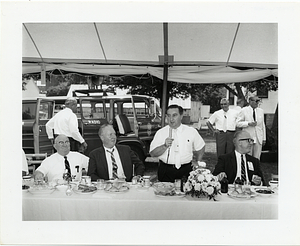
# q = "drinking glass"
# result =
<box><xmin>97</xmin><ymin>179</ymin><xmax>105</xmax><ymax>190</ymax></box>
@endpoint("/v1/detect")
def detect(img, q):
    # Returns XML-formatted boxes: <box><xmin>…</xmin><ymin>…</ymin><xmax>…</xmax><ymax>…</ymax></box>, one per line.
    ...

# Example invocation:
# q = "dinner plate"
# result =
<box><xmin>254</xmin><ymin>187</ymin><xmax>274</xmax><ymax>197</ymax></box>
<box><xmin>73</xmin><ymin>187</ymin><xmax>97</xmax><ymax>195</ymax></box>
<box><xmin>28</xmin><ymin>187</ymin><xmax>55</xmax><ymax>196</ymax></box>
<box><xmin>227</xmin><ymin>190</ymin><xmax>257</xmax><ymax>200</ymax></box>
<box><xmin>154</xmin><ymin>192</ymin><xmax>186</xmax><ymax>198</ymax></box>
<box><xmin>104</xmin><ymin>186</ymin><xmax>129</xmax><ymax>193</ymax></box>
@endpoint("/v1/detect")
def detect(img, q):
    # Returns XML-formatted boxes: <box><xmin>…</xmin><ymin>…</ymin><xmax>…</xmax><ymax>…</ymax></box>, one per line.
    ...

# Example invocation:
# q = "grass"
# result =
<box><xmin>144</xmin><ymin>129</ymin><xmax>278</xmax><ymax>185</ymax></box>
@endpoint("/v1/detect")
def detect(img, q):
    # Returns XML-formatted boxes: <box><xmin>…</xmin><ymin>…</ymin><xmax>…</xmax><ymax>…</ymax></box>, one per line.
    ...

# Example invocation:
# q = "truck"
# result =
<box><xmin>22</xmin><ymin>90</ymin><xmax>162</xmax><ymax>162</ymax></box>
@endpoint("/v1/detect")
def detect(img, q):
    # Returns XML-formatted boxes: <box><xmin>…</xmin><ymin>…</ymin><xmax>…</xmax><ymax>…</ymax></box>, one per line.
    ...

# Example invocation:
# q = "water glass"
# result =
<box><xmin>96</xmin><ymin>179</ymin><xmax>105</xmax><ymax>190</ymax></box>
<box><xmin>174</xmin><ymin>179</ymin><xmax>181</xmax><ymax>192</ymax></box>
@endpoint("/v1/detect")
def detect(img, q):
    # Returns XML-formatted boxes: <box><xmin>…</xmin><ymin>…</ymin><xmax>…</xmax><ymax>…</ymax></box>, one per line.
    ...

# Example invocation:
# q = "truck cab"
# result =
<box><xmin>22</xmin><ymin>91</ymin><xmax>162</xmax><ymax>162</ymax></box>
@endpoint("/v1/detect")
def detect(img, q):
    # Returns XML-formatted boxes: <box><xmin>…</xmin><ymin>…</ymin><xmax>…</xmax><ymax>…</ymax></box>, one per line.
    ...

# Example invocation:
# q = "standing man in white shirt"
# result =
<box><xmin>236</xmin><ymin>96</ymin><xmax>266</xmax><ymax>159</ymax></box>
<box><xmin>207</xmin><ymin>98</ymin><xmax>239</xmax><ymax>157</ymax></box>
<box><xmin>46</xmin><ymin>97</ymin><xmax>87</xmax><ymax>152</ymax></box>
<box><xmin>150</xmin><ymin>104</ymin><xmax>205</xmax><ymax>182</ymax></box>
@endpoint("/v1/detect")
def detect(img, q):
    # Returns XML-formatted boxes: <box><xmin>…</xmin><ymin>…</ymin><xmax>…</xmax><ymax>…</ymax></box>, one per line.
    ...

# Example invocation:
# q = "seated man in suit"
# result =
<box><xmin>213</xmin><ymin>130</ymin><xmax>265</xmax><ymax>185</ymax></box>
<box><xmin>87</xmin><ymin>124</ymin><xmax>145</xmax><ymax>182</ymax></box>
<box><xmin>34</xmin><ymin>134</ymin><xmax>89</xmax><ymax>182</ymax></box>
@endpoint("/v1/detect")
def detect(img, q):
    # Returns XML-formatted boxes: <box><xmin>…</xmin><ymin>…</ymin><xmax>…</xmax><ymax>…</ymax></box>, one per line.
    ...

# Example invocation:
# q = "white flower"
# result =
<box><xmin>216</xmin><ymin>182</ymin><xmax>221</xmax><ymax>189</ymax></box>
<box><xmin>201</xmin><ymin>182</ymin><xmax>208</xmax><ymax>189</ymax></box>
<box><xmin>197</xmin><ymin>174</ymin><xmax>205</xmax><ymax>182</ymax></box>
<box><xmin>184</xmin><ymin>182</ymin><xmax>192</xmax><ymax>192</ymax></box>
<box><xmin>197</xmin><ymin>161</ymin><xmax>207</xmax><ymax>168</ymax></box>
<box><xmin>194</xmin><ymin>183</ymin><xmax>201</xmax><ymax>191</ymax></box>
<box><xmin>206</xmin><ymin>186</ymin><xmax>214</xmax><ymax>195</ymax></box>
<box><xmin>205</xmin><ymin>174</ymin><xmax>212</xmax><ymax>182</ymax></box>
<box><xmin>192</xmin><ymin>179</ymin><xmax>197</xmax><ymax>186</ymax></box>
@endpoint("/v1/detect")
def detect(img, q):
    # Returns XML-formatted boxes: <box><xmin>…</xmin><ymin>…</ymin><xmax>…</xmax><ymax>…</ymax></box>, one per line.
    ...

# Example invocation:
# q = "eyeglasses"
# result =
<box><xmin>220</xmin><ymin>103</ymin><xmax>228</xmax><ymax>105</ymax></box>
<box><xmin>57</xmin><ymin>140</ymin><xmax>70</xmax><ymax>146</ymax></box>
<box><xmin>238</xmin><ymin>138</ymin><xmax>254</xmax><ymax>143</ymax></box>
<box><xmin>250</xmin><ymin>99</ymin><xmax>261</xmax><ymax>103</ymax></box>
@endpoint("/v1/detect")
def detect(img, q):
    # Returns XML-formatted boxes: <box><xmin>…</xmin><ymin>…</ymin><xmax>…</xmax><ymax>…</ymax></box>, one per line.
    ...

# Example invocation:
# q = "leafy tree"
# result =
<box><xmin>47</xmin><ymin>82</ymin><xmax>70</xmax><ymax>96</ymax></box>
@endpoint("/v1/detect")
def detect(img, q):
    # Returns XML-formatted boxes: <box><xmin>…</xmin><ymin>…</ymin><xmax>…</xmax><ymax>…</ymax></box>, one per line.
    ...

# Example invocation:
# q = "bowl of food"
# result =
<box><xmin>152</xmin><ymin>182</ymin><xmax>175</xmax><ymax>196</ymax></box>
<box><xmin>254</xmin><ymin>187</ymin><xmax>274</xmax><ymax>197</ymax></box>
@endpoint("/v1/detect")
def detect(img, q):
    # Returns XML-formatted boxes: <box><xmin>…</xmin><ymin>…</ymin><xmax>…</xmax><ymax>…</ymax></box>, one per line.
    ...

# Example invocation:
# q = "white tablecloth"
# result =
<box><xmin>23</xmin><ymin>185</ymin><xmax>278</xmax><ymax>221</ymax></box>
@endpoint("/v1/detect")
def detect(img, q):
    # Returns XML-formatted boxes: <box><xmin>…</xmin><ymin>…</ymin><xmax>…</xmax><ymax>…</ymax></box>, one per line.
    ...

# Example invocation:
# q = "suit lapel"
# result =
<box><xmin>99</xmin><ymin>147</ymin><xmax>109</xmax><ymax>177</ymax></box>
<box><xmin>230</xmin><ymin>152</ymin><xmax>237</xmax><ymax>180</ymax></box>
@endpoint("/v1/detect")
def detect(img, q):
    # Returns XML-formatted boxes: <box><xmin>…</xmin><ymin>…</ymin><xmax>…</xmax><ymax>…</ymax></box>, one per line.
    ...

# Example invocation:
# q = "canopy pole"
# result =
<box><xmin>226</xmin><ymin>23</ymin><xmax>240</xmax><ymax>67</ymax></box>
<box><xmin>161</xmin><ymin>23</ymin><xmax>169</xmax><ymax>127</ymax></box>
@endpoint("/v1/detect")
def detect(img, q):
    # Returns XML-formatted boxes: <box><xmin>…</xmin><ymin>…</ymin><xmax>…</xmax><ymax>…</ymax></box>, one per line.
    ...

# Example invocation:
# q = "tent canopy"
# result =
<box><xmin>22</xmin><ymin>23</ymin><xmax>278</xmax><ymax>84</ymax></box>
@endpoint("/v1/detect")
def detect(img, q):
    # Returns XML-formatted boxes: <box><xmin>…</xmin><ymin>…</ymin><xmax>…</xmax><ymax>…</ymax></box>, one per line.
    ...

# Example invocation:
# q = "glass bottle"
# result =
<box><xmin>66</xmin><ymin>184</ymin><xmax>72</xmax><ymax>196</ymax></box>
<box><xmin>220</xmin><ymin>177</ymin><xmax>228</xmax><ymax>193</ymax></box>
<box><xmin>81</xmin><ymin>168</ymin><xmax>87</xmax><ymax>176</ymax></box>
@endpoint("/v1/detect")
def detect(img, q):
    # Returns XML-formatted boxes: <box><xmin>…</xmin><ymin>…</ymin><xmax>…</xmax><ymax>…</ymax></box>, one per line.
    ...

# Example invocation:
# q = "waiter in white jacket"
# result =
<box><xmin>46</xmin><ymin>97</ymin><xmax>87</xmax><ymax>152</ymax></box>
<box><xmin>236</xmin><ymin>96</ymin><xmax>266</xmax><ymax>159</ymax></box>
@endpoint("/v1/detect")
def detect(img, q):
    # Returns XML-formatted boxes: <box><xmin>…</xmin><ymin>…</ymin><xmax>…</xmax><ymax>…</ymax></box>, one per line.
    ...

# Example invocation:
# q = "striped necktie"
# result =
<box><xmin>107</xmin><ymin>149</ymin><xmax>118</xmax><ymax>179</ymax></box>
<box><xmin>253</xmin><ymin>109</ymin><xmax>256</xmax><ymax>121</ymax></box>
<box><xmin>64</xmin><ymin>156</ymin><xmax>71</xmax><ymax>175</ymax></box>
<box><xmin>241</xmin><ymin>154</ymin><xmax>246</xmax><ymax>183</ymax></box>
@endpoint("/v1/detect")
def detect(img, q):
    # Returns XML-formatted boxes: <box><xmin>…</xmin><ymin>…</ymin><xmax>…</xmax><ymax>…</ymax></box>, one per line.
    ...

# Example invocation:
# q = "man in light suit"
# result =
<box><xmin>213</xmin><ymin>130</ymin><xmax>264</xmax><ymax>185</ymax></box>
<box><xmin>87</xmin><ymin>124</ymin><xmax>145</xmax><ymax>182</ymax></box>
<box><xmin>236</xmin><ymin>96</ymin><xmax>266</xmax><ymax>159</ymax></box>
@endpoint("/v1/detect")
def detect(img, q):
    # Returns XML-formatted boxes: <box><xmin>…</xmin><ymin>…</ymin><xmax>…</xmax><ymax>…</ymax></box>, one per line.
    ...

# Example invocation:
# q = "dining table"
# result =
<box><xmin>22</xmin><ymin>182</ymin><xmax>278</xmax><ymax>221</ymax></box>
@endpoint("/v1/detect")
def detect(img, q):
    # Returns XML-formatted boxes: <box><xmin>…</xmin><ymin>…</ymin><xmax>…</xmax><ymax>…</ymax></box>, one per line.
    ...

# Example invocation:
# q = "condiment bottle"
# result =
<box><xmin>82</xmin><ymin>168</ymin><xmax>87</xmax><ymax>176</ymax></box>
<box><xmin>220</xmin><ymin>177</ymin><xmax>228</xmax><ymax>193</ymax></box>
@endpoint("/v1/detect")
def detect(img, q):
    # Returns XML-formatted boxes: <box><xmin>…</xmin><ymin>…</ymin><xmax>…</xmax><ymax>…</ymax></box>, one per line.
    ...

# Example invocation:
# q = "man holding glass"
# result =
<box><xmin>236</xmin><ymin>96</ymin><xmax>266</xmax><ymax>159</ymax></box>
<box><xmin>150</xmin><ymin>104</ymin><xmax>205</xmax><ymax>182</ymax></box>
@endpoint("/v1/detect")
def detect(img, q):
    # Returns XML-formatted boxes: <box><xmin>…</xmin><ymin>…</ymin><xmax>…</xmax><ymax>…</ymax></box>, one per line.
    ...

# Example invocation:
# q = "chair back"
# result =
<box><xmin>115</xmin><ymin>114</ymin><xmax>133</xmax><ymax>135</ymax></box>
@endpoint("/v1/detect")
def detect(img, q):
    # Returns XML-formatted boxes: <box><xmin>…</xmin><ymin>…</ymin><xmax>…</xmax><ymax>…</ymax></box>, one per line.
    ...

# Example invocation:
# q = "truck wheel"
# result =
<box><xmin>128</xmin><ymin>145</ymin><xmax>145</xmax><ymax>163</ymax></box>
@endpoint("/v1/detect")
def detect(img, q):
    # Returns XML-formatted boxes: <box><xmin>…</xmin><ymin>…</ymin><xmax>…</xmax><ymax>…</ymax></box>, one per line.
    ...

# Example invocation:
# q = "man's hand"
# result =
<box><xmin>164</xmin><ymin>137</ymin><xmax>174</xmax><ymax>148</ymax></box>
<box><xmin>248</xmin><ymin>121</ymin><xmax>257</xmax><ymax>127</ymax></box>
<box><xmin>262</xmin><ymin>140</ymin><xmax>266</xmax><ymax>146</ymax></box>
<box><xmin>33</xmin><ymin>170</ymin><xmax>44</xmax><ymax>181</ymax></box>
<box><xmin>252</xmin><ymin>175</ymin><xmax>262</xmax><ymax>186</ymax></box>
<box><xmin>217</xmin><ymin>172</ymin><xmax>227</xmax><ymax>181</ymax></box>
<box><xmin>81</xmin><ymin>142</ymin><xmax>88</xmax><ymax>150</ymax></box>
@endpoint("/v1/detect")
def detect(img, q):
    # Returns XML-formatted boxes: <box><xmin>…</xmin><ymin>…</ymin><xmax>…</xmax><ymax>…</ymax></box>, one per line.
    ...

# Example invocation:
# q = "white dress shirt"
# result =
<box><xmin>36</xmin><ymin>152</ymin><xmax>89</xmax><ymax>181</ymax></box>
<box><xmin>234</xmin><ymin>150</ymin><xmax>249</xmax><ymax>183</ymax></box>
<box><xmin>150</xmin><ymin>124</ymin><xmax>205</xmax><ymax>164</ymax></box>
<box><xmin>46</xmin><ymin>107</ymin><xmax>84</xmax><ymax>143</ymax></box>
<box><xmin>208</xmin><ymin>109</ymin><xmax>238</xmax><ymax>131</ymax></box>
<box><xmin>104</xmin><ymin>146</ymin><xmax>125</xmax><ymax>179</ymax></box>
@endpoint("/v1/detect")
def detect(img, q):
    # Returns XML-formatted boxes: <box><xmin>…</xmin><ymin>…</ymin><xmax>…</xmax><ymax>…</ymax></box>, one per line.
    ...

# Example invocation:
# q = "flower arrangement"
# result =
<box><xmin>184</xmin><ymin>168</ymin><xmax>221</xmax><ymax>200</ymax></box>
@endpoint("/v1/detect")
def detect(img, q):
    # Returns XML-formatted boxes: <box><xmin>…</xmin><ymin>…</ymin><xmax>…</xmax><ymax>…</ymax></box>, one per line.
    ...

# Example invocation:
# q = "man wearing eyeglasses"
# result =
<box><xmin>207</xmin><ymin>98</ymin><xmax>239</xmax><ymax>157</ymax></box>
<box><xmin>213</xmin><ymin>130</ymin><xmax>264</xmax><ymax>185</ymax></box>
<box><xmin>34</xmin><ymin>134</ymin><xmax>89</xmax><ymax>182</ymax></box>
<box><xmin>236</xmin><ymin>96</ymin><xmax>266</xmax><ymax>159</ymax></box>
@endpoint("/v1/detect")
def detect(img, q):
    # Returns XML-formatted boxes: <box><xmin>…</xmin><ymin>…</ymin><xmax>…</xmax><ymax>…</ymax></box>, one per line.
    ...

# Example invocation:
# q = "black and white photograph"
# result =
<box><xmin>1</xmin><ymin>1</ymin><xmax>300</xmax><ymax>245</ymax></box>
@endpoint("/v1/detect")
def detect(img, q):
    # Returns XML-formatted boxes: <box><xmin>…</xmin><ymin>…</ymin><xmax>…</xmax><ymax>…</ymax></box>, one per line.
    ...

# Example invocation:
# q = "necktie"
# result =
<box><xmin>107</xmin><ymin>149</ymin><xmax>118</xmax><ymax>179</ymax></box>
<box><xmin>241</xmin><ymin>154</ymin><xmax>246</xmax><ymax>183</ymax></box>
<box><xmin>223</xmin><ymin>113</ymin><xmax>227</xmax><ymax>132</ymax></box>
<box><xmin>64</xmin><ymin>156</ymin><xmax>71</xmax><ymax>175</ymax></box>
<box><xmin>173</xmin><ymin>129</ymin><xmax>181</xmax><ymax>169</ymax></box>
<box><xmin>253</xmin><ymin>109</ymin><xmax>256</xmax><ymax>121</ymax></box>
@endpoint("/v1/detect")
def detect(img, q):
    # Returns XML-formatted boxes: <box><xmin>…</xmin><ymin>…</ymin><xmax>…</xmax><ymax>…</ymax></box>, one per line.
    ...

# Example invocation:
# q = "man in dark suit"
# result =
<box><xmin>213</xmin><ymin>130</ymin><xmax>265</xmax><ymax>185</ymax></box>
<box><xmin>87</xmin><ymin>124</ymin><xmax>145</xmax><ymax>182</ymax></box>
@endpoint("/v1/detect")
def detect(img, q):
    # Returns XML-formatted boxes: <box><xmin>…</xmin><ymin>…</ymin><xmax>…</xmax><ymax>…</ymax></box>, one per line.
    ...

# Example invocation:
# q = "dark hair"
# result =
<box><xmin>167</xmin><ymin>104</ymin><xmax>184</xmax><ymax>115</ymax></box>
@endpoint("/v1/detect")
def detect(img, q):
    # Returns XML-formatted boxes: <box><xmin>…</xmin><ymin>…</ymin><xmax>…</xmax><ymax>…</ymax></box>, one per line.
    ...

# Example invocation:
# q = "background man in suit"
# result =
<box><xmin>213</xmin><ymin>130</ymin><xmax>264</xmax><ymax>185</ymax></box>
<box><xmin>87</xmin><ymin>124</ymin><xmax>145</xmax><ymax>182</ymax></box>
<box><xmin>236</xmin><ymin>96</ymin><xmax>266</xmax><ymax>159</ymax></box>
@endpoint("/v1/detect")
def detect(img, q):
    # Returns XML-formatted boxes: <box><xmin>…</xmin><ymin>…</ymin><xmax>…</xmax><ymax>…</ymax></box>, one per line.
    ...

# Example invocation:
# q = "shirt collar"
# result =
<box><xmin>104</xmin><ymin>146</ymin><xmax>115</xmax><ymax>152</ymax></box>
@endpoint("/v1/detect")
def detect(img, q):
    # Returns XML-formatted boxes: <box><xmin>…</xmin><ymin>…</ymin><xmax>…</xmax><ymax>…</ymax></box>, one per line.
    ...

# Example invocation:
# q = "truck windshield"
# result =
<box><xmin>22</xmin><ymin>103</ymin><xmax>36</xmax><ymax>120</ymax></box>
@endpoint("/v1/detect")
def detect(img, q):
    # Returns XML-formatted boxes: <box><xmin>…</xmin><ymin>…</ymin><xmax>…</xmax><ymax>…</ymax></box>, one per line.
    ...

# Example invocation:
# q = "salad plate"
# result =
<box><xmin>254</xmin><ymin>187</ymin><xmax>274</xmax><ymax>197</ymax></box>
<box><xmin>73</xmin><ymin>184</ymin><xmax>97</xmax><ymax>194</ymax></box>
<box><xmin>28</xmin><ymin>187</ymin><xmax>55</xmax><ymax>196</ymax></box>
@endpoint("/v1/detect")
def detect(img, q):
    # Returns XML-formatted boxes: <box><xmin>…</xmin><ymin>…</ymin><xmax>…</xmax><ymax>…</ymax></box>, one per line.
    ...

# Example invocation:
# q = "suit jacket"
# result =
<box><xmin>87</xmin><ymin>144</ymin><xmax>145</xmax><ymax>182</ymax></box>
<box><xmin>212</xmin><ymin>151</ymin><xmax>265</xmax><ymax>185</ymax></box>
<box><xmin>236</xmin><ymin>106</ymin><xmax>266</xmax><ymax>144</ymax></box>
